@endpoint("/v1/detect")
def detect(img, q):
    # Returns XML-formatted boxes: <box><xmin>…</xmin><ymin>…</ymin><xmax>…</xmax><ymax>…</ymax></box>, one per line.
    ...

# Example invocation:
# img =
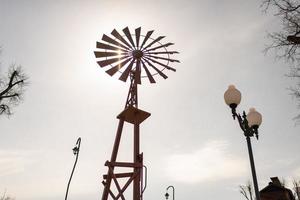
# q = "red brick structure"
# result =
<box><xmin>260</xmin><ymin>177</ymin><xmax>295</xmax><ymax>200</ymax></box>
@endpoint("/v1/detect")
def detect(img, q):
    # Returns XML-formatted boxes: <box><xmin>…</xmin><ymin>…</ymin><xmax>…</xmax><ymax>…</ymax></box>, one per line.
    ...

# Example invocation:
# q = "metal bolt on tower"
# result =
<box><xmin>94</xmin><ymin>27</ymin><xmax>180</xmax><ymax>200</ymax></box>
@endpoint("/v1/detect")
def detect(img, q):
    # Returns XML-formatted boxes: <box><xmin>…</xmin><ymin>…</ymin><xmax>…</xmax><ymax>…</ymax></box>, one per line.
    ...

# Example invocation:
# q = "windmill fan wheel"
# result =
<box><xmin>94</xmin><ymin>26</ymin><xmax>180</xmax><ymax>84</ymax></box>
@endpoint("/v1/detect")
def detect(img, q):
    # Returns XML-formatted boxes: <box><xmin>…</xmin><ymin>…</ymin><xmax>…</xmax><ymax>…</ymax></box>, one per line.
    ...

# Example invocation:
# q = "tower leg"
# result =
<box><xmin>133</xmin><ymin>123</ymin><xmax>141</xmax><ymax>200</ymax></box>
<box><xmin>101</xmin><ymin>72</ymin><xmax>150</xmax><ymax>200</ymax></box>
<box><xmin>102</xmin><ymin>119</ymin><xmax>125</xmax><ymax>200</ymax></box>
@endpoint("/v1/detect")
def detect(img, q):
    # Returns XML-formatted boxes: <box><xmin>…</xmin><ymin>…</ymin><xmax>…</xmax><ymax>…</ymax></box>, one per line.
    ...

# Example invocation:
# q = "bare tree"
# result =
<box><xmin>293</xmin><ymin>179</ymin><xmax>300</xmax><ymax>200</ymax></box>
<box><xmin>288</xmin><ymin>83</ymin><xmax>300</xmax><ymax>122</ymax></box>
<box><xmin>0</xmin><ymin>195</ymin><xmax>14</xmax><ymax>200</ymax></box>
<box><xmin>0</xmin><ymin>65</ymin><xmax>27</xmax><ymax>116</ymax></box>
<box><xmin>262</xmin><ymin>0</ymin><xmax>300</xmax><ymax>60</ymax></box>
<box><xmin>239</xmin><ymin>181</ymin><xmax>254</xmax><ymax>200</ymax></box>
<box><xmin>262</xmin><ymin>0</ymin><xmax>300</xmax><ymax>122</ymax></box>
<box><xmin>1</xmin><ymin>190</ymin><xmax>15</xmax><ymax>200</ymax></box>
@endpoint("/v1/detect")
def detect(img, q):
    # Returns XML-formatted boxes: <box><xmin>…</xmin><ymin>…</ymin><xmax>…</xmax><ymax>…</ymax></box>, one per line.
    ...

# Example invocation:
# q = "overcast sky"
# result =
<box><xmin>0</xmin><ymin>0</ymin><xmax>299</xmax><ymax>200</ymax></box>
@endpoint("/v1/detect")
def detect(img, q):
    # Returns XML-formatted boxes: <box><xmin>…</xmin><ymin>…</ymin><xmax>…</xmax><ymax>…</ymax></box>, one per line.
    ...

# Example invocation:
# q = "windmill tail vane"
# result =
<box><xmin>94</xmin><ymin>27</ymin><xmax>179</xmax><ymax>200</ymax></box>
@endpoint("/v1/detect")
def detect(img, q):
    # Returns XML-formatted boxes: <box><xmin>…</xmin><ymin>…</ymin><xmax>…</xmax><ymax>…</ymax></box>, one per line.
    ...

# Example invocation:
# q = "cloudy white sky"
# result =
<box><xmin>0</xmin><ymin>0</ymin><xmax>299</xmax><ymax>200</ymax></box>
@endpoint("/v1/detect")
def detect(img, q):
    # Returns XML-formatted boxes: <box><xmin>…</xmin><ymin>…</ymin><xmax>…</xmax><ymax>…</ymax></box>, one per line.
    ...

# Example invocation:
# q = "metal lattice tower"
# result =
<box><xmin>94</xmin><ymin>26</ymin><xmax>179</xmax><ymax>200</ymax></box>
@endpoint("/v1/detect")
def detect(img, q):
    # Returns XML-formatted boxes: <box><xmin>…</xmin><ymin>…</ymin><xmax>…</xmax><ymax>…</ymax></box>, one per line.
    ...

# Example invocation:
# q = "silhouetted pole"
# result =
<box><xmin>165</xmin><ymin>186</ymin><xmax>175</xmax><ymax>200</ymax></box>
<box><xmin>224</xmin><ymin>85</ymin><xmax>262</xmax><ymax>200</ymax></box>
<box><xmin>246</xmin><ymin>135</ymin><xmax>260</xmax><ymax>200</ymax></box>
<box><xmin>65</xmin><ymin>137</ymin><xmax>81</xmax><ymax>200</ymax></box>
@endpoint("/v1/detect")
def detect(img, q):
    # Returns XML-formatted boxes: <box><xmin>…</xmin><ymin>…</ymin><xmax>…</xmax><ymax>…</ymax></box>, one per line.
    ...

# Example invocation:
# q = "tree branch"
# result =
<box><xmin>0</xmin><ymin>66</ymin><xmax>27</xmax><ymax>116</ymax></box>
<box><xmin>0</xmin><ymin>93</ymin><xmax>19</xmax><ymax>99</ymax></box>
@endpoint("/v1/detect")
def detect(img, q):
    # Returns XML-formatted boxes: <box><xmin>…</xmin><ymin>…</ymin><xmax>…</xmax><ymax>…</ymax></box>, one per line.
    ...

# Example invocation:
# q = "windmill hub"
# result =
<box><xmin>132</xmin><ymin>50</ymin><xmax>144</xmax><ymax>59</ymax></box>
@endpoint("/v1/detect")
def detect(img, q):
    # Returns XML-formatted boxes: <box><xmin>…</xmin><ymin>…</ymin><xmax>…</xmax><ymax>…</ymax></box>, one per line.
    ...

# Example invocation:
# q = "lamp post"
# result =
<box><xmin>224</xmin><ymin>85</ymin><xmax>262</xmax><ymax>200</ymax></box>
<box><xmin>165</xmin><ymin>186</ymin><xmax>175</xmax><ymax>200</ymax></box>
<box><xmin>65</xmin><ymin>137</ymin><xmax>81</xmax><ymax>200</ymax></box>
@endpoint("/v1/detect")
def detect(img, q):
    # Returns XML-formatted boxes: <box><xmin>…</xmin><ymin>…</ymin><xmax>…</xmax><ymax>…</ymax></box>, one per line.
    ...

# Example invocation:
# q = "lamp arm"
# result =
<box><xmin>233</xmin><ymin>108</ymin><xmax>258</xmax><ymax>139</ymax></box>
<box><xmin>232</xmin><ymin>109</ymin><xmax>246</xmax><ymax>133</ymax></box>
<box><xmin>76</xmin><ymin>137</ymin><xmax>81</xmax><ymax>151</ymax></box>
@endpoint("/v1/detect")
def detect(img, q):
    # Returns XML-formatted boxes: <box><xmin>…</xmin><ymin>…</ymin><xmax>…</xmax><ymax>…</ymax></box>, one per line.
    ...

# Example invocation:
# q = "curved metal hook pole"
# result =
<box><xmin>165</xmin><ymin>185</ymin><xmax>175</xmax><ymax>200</ymax></box>
<box><xmin>142</xmin><ymin>165</ymin><xmax>147</xmax><ymax>194</ymax></box>
<box><xmin>65</xmin><ymin>137</ymin><xmax>81</xmax><ymax>200</ymax></box>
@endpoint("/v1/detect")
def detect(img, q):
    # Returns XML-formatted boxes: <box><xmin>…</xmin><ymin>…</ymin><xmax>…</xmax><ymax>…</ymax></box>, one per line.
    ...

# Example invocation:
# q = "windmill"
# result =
<box><xmin>94</xmin><ymin>26</ymin><xmax>179</xmax><ymax>200</ymax></box>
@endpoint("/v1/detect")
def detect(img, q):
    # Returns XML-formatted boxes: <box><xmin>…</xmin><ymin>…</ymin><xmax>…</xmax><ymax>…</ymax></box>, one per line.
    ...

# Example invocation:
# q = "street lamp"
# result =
<box><xmin>165</xmin><ymin>185</ymin><xmax>175</xmax><ymax>200</ymax></box>
<box><xmin>65</xmin><ymin>137</ymin><xmax>81</xmax><ymax>200</ymax></box>
<box><xmin>224</xmin><ymin>85</ymin><xmax>262</xmax><ymax>200</ymax></box>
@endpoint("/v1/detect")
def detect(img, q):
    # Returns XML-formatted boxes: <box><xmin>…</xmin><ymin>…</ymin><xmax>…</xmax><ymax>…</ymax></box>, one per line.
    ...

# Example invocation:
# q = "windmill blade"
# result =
<box><xmin>123</xmin><ymin>27</ymin><xmax>136</xmax><ymax>49</ymax></box>
<box><xmin>95</xmin><ymin>27</ymin><xmax>180</xmax><ymax>84</ymax></box>
<box><xmin>96</xmin><ymin>42</ymin><xmax>126</xmax><ymax>52</ymax></box>
<box><xmin>142</xmin><ymin>58</ymin><xmax>168</xmax><ymax>79</ymax></box>
<box><xmin>135</xmin><ymin>27</ymin><xmax>141</xmax><ymax>48</ymax></box>
<box><xmin>144</xmin><ymin>43</ymin><xmax>174</xmax><ymax>52</ymax></box>
<box><xmin>94</xmin><ymin>51</ymin><xmax>124</xmax><ymax>58</ymax></box>
<box><xmin>144</xmin><ymin>57</ymin><xmax>176</xmax><ymax>72</ymax></box>
<box><xmin>102</xmin><ymin>34</ymin><xmax>130</xmax><ymax>51</ymax></box>
<box><xmin>119</xmin><ymin>59</ymin><xmax>136</xmax><ymax>82</ymax></box>
<box><xmin>146</xmin><ymin>51</ymin><xmax>179</xmax><ymax>55</ymax></box>
<box><xmin>106</xmin><ymin>57</ymin><xmax>132</xmax><ymax>76</ymax></box>
<box><xmin>97</xmin><ymin>56</ymin><xmax>129</xmax><ymax>68</ymax></box>
<box><xmin>135</xmin><ymin>60</ymin><xmax>141</xmax><ymax>84</ymax></box>
<box><xmin>146</xmin><ymin>55</ymin><xmax>180</xmax><ymax>63</ymax></box>
<box><xmin>111</xmin><ymin>29</ymin><xmax>133</xmax><ymax>49</ymax></box>
<box><xmin>140</xmin><ymin>30</ymin><xmax>154</xmax><ymax>49</ymax></box>
<box><xmin>141</xmin><ymin>60</ymin><xmax>156</xmax><ymax>83</ymax></box>
<box><xmin>142</xmin><ymin>36</ymin><xmax>165</xmax><ymax>50</ymax></box>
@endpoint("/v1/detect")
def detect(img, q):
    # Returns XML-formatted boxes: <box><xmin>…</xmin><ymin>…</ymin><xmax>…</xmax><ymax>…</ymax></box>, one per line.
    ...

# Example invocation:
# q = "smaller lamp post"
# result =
<box><xmin>224</xmin><ymin>85</ymin><xmax>262</xmax><ymax>200</ymax></box>
<box><xmin>65</xmin><ymin>137</ymin><xmax>81</xmax><ymax>200</ymax></box>
<box><xmin>165</xmin><ymin>185</ymin><xmax>175</xmax><ymax>200</ymax></box>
